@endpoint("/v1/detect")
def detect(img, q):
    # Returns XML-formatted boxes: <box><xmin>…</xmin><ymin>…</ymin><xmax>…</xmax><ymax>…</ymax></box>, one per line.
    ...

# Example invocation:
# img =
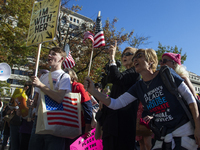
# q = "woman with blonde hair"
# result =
<box><xmin>85</xmin><ymin>48</ymin><xmax>200</xmax><ymax>149</ymax></box>
<box><xmin>96</xmin><ymin>40</ymin><xmax>140</xmax><ymax>150</ymax></box>
<box><xmin>160</xmin><ymin>52</ymin><xmax>197</xmax><ymax>99</ymax></box>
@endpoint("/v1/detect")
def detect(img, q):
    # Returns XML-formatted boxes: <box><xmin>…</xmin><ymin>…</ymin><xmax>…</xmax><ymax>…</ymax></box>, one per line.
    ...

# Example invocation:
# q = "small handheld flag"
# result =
<box><xmin>93</xmin><ymin>16</ymin><xmax>105</xmax><ymax>48</ymax></box>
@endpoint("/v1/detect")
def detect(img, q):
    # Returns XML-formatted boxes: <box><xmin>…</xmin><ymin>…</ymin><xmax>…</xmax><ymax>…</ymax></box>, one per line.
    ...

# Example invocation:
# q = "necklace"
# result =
<box><xmin>143</xmin><ymin>79</ymin><xmax>153</xmax><ymax>89</ymax></box>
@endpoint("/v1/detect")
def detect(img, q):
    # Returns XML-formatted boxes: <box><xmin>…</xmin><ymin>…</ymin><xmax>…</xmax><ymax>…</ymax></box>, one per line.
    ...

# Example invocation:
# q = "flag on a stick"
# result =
<box><xmin>83</xmin><ymin>31</ymin><xmax>94</xmax><ymax>44</ymax></box>
<box><xmin>83</xmin><ymin>15</ymin><xmax>105</xmax><ymax>48</ymax></box>
<box><xmin>93</xmin><ymin>16</ymin><xmax>105</xmax><ymax>48</ymax></box>
<box><xmin>62</xmin><ymin>51</ymin><xmax>75</xmax><ymax>69</ymax></box>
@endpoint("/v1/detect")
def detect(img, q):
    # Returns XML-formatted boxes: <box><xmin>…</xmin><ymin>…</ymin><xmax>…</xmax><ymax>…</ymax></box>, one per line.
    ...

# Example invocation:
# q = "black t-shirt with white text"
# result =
<box><xmin>127</xmin><ymin>68</ymin><xmax>185</xmax><ymax>130</ymax></box>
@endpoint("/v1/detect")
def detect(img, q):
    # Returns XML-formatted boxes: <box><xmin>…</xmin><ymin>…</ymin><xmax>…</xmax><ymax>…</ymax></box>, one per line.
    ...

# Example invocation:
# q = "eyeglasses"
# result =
<box><xmin>121</xmin><ymin>52</ymin><xmax>134</xmax><ymax>57</ymax></box>
<box><xmin>159</xmin><ymin>59</ymin><xmax>174</xmax><ymax>65</ymax></box>
<box><xmin>132</xmin><ymin>52</ymin><xmax>144</xmax><ymax>61</ymax></box>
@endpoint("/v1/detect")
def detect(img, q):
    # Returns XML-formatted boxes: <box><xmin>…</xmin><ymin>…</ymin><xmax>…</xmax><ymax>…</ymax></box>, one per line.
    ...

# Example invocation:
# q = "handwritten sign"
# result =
<box><xmin>70</xmin><ymin>128</ymin><xmax>103</xmax><ymax>150</ymax></box>
<box><xmin>27</xmin><ymin>0</ymin><xmax>60</xmax><ymax>46</ymax></box>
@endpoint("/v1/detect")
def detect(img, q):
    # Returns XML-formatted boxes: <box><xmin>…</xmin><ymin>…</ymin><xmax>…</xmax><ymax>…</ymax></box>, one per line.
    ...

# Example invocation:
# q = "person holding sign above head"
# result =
<box><xmin>97</xmin><ymin>40</ymin><xmax>140</xmax><ymax>150</ymax></box>
<box><xmin>28</xmin><ymin>47</ymin><xmax>71</xmax><ymax>150</ymax></box>
<box><xmin>84</xmin><ymin>48</ymin><xmax>200</xmax><ymax>150</ymax></box>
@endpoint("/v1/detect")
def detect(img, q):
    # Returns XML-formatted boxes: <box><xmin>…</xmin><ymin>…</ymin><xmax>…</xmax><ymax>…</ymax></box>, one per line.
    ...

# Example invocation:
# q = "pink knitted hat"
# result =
<box><xmin>162</xmin><ymin>53</ymin><xmax>181</xmax><ymax>65</ymax></box>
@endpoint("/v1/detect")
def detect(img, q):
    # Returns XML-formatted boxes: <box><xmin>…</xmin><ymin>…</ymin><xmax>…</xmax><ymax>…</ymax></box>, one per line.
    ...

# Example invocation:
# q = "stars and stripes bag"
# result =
<box><xmin>35</xmin><ymin>73</ymin><xmax>82</xmax><ymax>139</ymax></box>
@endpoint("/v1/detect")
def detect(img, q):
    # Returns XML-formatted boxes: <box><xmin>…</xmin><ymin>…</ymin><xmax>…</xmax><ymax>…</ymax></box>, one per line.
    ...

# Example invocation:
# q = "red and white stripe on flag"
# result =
<box><xmin>93</xmin><ymin>31</ymin><xmax>105</xmax><ymax>48</ymax></box>
<box><xmin>83</xmin><ymin>31</ymin><xmax>94</xmax><ymax>44</ymax></box>
<box><xmin>62</xmin><ymin>51</ymin><xmax>75</xmax><ymax>69</ymax></box>
<box><xmin>47</xmin><ymin>95</ymin><xmax>80</xmax><ymax>128</ymax></box>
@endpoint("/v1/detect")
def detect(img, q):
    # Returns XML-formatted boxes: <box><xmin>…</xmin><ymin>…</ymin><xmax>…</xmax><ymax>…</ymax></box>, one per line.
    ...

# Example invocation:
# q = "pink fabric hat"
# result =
<box><xmin>162</xmin><ymin>53</ymin><xmax>181</xmax><ymax>65</ymax></box>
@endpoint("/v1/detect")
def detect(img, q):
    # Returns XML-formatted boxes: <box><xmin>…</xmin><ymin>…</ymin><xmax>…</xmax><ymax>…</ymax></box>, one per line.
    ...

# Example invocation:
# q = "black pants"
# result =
<box><xmin>20</xmin><ymin>133</ymin><xmax>31</xmax><ymax>150</ymax></box>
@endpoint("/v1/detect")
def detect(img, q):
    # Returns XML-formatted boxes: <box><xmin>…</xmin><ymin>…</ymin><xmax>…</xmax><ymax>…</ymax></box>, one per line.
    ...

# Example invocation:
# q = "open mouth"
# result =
<box><xmin>123</xmin><ymin>59</ymin><xmax>127</xmax><ymax>62</ymax></box>
<box><xmin>134</xmin><ymin>62</ymin><xmax>139</xmax><ymax>67</ymax></box>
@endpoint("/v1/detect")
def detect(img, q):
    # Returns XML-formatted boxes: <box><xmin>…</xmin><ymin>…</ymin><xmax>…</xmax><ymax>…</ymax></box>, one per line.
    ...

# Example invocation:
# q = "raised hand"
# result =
<box><xmin>109</xmin><ymin>40</ymin><xmax>117</xmax><ymax>60</ymax></box>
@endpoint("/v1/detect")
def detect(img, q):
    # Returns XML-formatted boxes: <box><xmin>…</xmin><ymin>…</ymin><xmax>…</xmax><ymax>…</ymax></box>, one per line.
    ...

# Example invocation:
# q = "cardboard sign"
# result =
<box><xmin>70</xmin><ymin>128</ymin><xmax>103</xmax><ymax>150</ymax></box>
<box><xmin>27</xmin><ymin>0</ymin><xmax>60</xmax><ymax>46</ymax></box>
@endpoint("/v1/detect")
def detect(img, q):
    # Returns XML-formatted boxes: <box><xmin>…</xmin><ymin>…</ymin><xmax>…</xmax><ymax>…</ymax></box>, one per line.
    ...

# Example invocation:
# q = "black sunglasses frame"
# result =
<box><xmin>132</xmin><ymin>52</ymin><xmax>144</xmax><ymax>61</ymax></box>
<box><xmin>159</xmin><ymin>59</ymin><xmax>175</xmax><ymax>65</ymax></box>
<box><xmin>121</xmin><ymin>52</ymin><xmax>134</xmax><ymax>57</ymax></box>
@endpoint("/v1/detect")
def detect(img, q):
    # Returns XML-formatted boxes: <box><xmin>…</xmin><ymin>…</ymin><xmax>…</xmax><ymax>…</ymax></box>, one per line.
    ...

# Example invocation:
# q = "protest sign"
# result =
<box><xmin>70</xmin><ymin>128</ymin><xmax>103</xmax><ymax>150</ymax></box>
<box><xmin>27</xmin><ymin>0</ymin><xmax>60</xmax><ymax>46</ymax></box>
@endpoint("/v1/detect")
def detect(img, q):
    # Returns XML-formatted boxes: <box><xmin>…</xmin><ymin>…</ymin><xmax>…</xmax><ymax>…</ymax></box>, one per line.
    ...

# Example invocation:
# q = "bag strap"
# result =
<box><xmin>48</xmin><ymin>72</ymin><xmax>54</xmax><ymax>90</ymax></box>
<box><xmin>48</xmin><ymin>72</ymin><xmax>65</xmax><ymax>90</ymax></box>
<box><xmin>160</xmin><ymin>65</ymin><xmax>195</xmax><ymax>128</ymax></box>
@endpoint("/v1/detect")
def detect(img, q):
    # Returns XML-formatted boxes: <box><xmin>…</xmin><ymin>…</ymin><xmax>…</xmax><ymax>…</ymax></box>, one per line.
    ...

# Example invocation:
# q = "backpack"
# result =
<box><xmin>159</xmin><ymin>65</ymin><xmax>200</xmax><ymax>128</ymax></box>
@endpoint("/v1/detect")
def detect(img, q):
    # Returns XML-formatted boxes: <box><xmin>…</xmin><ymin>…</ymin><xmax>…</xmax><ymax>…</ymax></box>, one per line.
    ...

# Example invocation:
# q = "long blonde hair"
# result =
<box><xmin>64</xmin><ymin>68</ymin><xmax>78</xmax><ymax>82</ymax></box>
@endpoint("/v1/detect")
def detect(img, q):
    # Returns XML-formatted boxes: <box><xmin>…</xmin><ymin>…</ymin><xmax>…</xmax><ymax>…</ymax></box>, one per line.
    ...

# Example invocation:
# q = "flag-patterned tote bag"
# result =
<box><xmin>36</xmin><ymin>72</ymin><xmax>82</xmax><ymax>139</ymax></box>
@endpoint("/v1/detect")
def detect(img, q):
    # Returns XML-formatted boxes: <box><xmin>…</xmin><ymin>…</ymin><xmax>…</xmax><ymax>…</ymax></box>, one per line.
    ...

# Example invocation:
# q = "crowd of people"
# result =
<box><xmin>0</xmin><ymin>44</ymin><xmax>200</xmax><ymax>150</ymax></box>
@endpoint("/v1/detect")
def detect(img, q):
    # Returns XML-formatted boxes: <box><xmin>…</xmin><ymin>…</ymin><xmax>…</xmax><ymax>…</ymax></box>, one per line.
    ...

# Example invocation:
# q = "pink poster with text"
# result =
<box><xmin>70</xmin><ymin>128</ymin><xmax>103</xmax><ymax>150</ymax></box>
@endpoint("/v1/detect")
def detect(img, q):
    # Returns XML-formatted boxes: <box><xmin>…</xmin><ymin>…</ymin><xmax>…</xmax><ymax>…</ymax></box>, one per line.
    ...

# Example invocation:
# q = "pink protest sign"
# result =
<box><xmin>70</xmin><ymin>128</ymin><xmax>103</xmax><ymax>150</ymax></box>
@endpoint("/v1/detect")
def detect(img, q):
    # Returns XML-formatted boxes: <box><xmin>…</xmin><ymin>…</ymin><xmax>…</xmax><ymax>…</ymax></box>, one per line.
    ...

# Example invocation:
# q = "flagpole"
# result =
<box><xmin>27</xmin><ymin>43</ymin><xmax>42</xmax><ymax>122</ymax></box>
<box><xmin>87</xmin><ymin>11</ymin><xmax>101</xmax><ymax>76</ymax></box>
<box><xmin>87</xmin><ymin>46</ymin><xmax>94</xmax><ymax>76</ymax></box>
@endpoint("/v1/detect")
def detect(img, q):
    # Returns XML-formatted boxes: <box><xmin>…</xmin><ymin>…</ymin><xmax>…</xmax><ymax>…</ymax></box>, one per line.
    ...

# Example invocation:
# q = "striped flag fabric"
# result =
<box><xmin>93</xmin><ymin>16</ymin><xmax>105</xmax><ymax>48</ymax></box>
<box><xmin>62</xmin><ymin>51</ymin><xmax>75</xmax><ymax>69</ymax></box>
<box><xmin>45</xmin><ymin>94</ymin><xmax>80</xmax><ymax>128</ymax></box>
<box><xmin>83</xmin><ymin>31</ymin><xmax>94</xmax><ymax>44</ymax></box>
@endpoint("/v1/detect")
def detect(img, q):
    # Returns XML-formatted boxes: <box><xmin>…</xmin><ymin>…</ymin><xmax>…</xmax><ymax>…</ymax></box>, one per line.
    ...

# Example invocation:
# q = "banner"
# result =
<box><xmin>70</xmin><ymin>128</ymin><xmax>103</xmax><ymax>150</ymax></box>
<box><xmin>27</xmin><ymin>0</ymin><xmax>60</xmax><ymax>46</ymax></box>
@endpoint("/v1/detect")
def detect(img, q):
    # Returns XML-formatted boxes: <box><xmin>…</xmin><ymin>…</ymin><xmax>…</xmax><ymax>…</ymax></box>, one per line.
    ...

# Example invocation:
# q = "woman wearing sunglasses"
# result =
<box><xmin>98</xmin><ymin>40</ymin><xmax>140</xmax><ymax>150</ymax></box>
<box><xmin>160</xmin><ymin>52</ymin><xmax>197</xmax><ymax>99</ymax></box>
<box><xmin>85</xmin><ymin>48</ymin><xmax>200</xmax><ymax>149</ymax></box>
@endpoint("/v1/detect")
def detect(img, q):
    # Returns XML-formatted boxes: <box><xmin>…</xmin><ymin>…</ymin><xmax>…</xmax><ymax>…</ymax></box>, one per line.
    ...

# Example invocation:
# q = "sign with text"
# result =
<box><xmin>70</xmin><ymin>128</ymin><xmax>103</xmax><ymax>150</ymax></box>
<box><xmin>27</xmin><ymin>0</ymin><xmax>60</xmax><ymax>46</ymax></box>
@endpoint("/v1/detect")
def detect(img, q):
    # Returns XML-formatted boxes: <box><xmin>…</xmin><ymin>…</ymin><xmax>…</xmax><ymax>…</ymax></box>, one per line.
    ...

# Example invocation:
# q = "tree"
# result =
<box><xmin>50</xmin><ymin>13</ymin><xmax>149</xmax><ymax>83</ymax></box>
<box><xmin>0</xmin><ymin>0</ymin><xmax>37</xmax><ymax>68</ymax></box>
<box><xmin>0</xmin><ymin>0</ymin><xmax>150</xmax><ymax>85</ymax></box>
<box><xmin>156</xmin><ymin>42</ymin><xmax>187</xmax><ymax>65</ymax></box>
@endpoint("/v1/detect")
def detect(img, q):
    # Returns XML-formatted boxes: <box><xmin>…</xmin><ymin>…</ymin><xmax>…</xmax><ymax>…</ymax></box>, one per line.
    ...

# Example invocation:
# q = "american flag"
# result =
<box><xmin>93</xmin><ymin>16</ymin><xmax>105</xmax><ymax>48</ymax></box>
<box><xmin>83</xmin><ymin>31</ymin><xmax>94</xmax><ymax>44</ymax></box>
<box><xmin>83</xmin><ymin>16</ymin><xmax>105</xmax><ymax>48</ymax></box>
<box><xmin>45</xmin><ymin>95</ymin><xmax>80</xmax><ymax>128</ymax></box>
<box><xmin>62</xmin><ymin>51</ymin><xmax>75</xmax><ymax>69</ymax></box>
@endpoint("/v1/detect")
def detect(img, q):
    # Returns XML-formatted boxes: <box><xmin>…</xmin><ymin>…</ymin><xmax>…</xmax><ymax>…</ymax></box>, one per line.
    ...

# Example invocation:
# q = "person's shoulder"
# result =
<box><xmin>61</xmin><ymin>72</ymin><xmax>70</xmax><ymax>79</ymax></box>
<box><xmin>40</xmin><ymin>72</ymin><xmax>48</xmax><ymax>81</ymax></box>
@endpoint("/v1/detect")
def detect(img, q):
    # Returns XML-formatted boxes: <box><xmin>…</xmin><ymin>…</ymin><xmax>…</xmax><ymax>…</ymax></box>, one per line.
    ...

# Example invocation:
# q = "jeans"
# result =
<box><xmin>28</xmin><ymin>116</ymin><xmax>65</xmax><ymax>150</ymax></box>
<box><xmin>10</xmin><ymin>124</ymin><xmax>20</xmax><ymax>150</ymax></box>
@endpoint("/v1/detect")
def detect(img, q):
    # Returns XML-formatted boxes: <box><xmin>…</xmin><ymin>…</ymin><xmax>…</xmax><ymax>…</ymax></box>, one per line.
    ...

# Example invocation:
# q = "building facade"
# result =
<box><xmin>188</xmin><ymin>71</ymin><xmax>200</xmax><ymax>94</ymax></box>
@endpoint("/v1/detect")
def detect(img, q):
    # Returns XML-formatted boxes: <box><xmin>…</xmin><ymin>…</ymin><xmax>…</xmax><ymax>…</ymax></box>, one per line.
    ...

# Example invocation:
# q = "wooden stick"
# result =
<box><xmin>27</xmin><ymin>43</ymin><xmax>42</xmax><ymax>122</ymax></box>
<box><xmin>87</xmin><ymin>46</ymin><xmax>94</xmax><ymax>76</ymax></box>
<box><xmin>87</xmin><ymin>11</ymin><xmax>101</xmax><ymax>77</ymax></box>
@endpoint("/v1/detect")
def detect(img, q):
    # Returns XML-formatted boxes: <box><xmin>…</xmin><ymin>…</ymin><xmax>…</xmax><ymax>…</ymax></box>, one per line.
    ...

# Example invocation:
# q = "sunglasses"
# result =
<box><xmin>132</xmin><ymin>52</ymin><xmax>144</xmax><ymax>61</ymax></box>
<box><xmin>121</xmin><ymin>52</ymin><xmax>134</xmax><ymax>57</ymax></box>
<box><xmin>159</xmin><ymin>59</ymin><xmax>174</xmax><ymax>65</ymax></box>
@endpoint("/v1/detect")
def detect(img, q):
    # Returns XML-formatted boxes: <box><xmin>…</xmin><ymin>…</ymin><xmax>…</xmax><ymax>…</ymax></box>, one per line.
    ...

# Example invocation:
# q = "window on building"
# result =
<box><xmin>69</xmin><ymin>24</ymin><xmax>78</xmax><ymax>29</ymax></box>
<box><xmin>70</xmin><ymin>17</ymin><xmax>72</xmax><ymax>21</ymax></box>
<box><xmin>77</xmin><ymin>20</ymin><xmax>79</xmax><ymax>23</ymax></box>
<box><xmin>14</xmin><ymin>70</ymin><xmax>20</xmax><ymax>75</ymax></box>
<box><xmin>195</xmin><ymin>87</ymin><xmax>197</xmax><ymax>91</ymax></box>
<box><xmin>74</xmin><ymin>18</ymin><xmax>76</xmax><ymax>22</ymax></box>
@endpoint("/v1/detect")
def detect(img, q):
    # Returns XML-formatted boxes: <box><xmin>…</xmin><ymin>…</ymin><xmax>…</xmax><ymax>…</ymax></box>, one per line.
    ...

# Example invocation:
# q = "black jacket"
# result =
<box><xmin>102</xmin><ymin>65</ymin><xmax>140</xmax><ymax>150</ymax></box>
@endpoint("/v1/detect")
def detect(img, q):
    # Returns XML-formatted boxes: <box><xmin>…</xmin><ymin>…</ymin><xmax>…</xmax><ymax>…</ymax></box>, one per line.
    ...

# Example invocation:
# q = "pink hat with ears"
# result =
<box><xmin>162</xmin><ymin>53</ymin><xmax>181</xmax><ymax>65</ymax></box>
